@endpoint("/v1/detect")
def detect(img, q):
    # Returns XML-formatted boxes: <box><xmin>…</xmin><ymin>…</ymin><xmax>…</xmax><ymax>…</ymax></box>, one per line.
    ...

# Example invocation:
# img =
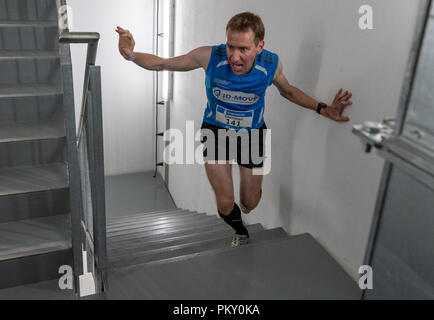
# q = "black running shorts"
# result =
<box><xmin>200</xmin><ymin>122</ymin><xmax>267</xmax><ymax>169</ymax></box>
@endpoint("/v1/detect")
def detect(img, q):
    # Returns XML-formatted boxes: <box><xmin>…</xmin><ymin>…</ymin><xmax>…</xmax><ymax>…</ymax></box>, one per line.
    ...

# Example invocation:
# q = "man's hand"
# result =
<box><xmin>322</xmin><ymin>88</ymin><xmax>353</xmax><ymax>122</ymax></box>
<box><xmin>116</xmin><ymin>26</ymin><xmax>135</xmax><ymax>60</ymax></box>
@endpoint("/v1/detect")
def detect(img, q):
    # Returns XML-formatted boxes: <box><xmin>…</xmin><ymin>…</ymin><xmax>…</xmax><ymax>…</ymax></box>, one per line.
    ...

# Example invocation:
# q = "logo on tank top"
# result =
<box><xmin>214</xmin><ymin>78</ymin><xmax>232</xmax><ymax>86</ymax></box>
<box><xmin>213</xmin><ymin>88</ymin><xmax>259</xmax><ymax>106</ymax></box>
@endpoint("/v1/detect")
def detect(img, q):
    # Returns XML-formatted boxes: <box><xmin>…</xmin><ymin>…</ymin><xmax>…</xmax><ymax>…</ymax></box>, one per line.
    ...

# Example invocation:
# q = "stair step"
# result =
<box><xmin>107</xmin><ymin>209</ymin><xmax>188</xmax><ymax>225</ymax></box>
<box><xmin>0</xmin><ymin>20</ymin><xmax>58</xmax><ymax>27</ymax></box>
<box><xmin>0</xmin><ymin>58</ymin><xmax>61</xmax><ymax>85</ymax></box>
<box><xmin>107</xmin><ymin>218</ymin><xmax>228</xmax><ymax>243</ymax></box>
<box><xmin>106</xmin><ymin>211</ymin><xmax>205</xmax><ymax>231</ymax></box>
<box><xmin>107</xmin><ymin>222</ymin><xmax>235</xmax><ymax>249</ymax></box>
<box><xmin>108</xmin><ymin>228</ymin><xmax>289</xmax><ymax>270</ymax></box>
<box><xmin>0</xmin><ymin>162</ymin><xmax>68</xmax><ymax>196</ymax></box>
<box><xmin>0</xmin><ymin>0</ymin><xmax>58</xmax><ymax>23</ymax></box>
<box><xmin>0</xmin><ymin>26</ymin><xmax>59</xmax><ymax>51</ymax></box>
<box><xmin>0</xmin><ymin>215</ymin><xmax>71</xmax><ymax>261</ymax></box>
<box><xmin>108</xmin><ymin>223</ymin><xmax>265</xmax><ymax>259</ymax></box>
<box><xmin>0</xmin><ymin>50</ymin><xmax>59</xmax><ymax>60</ymax></box>
<box><xmin>0</xmin><ymin>84</ymin><xmax>61</xmax><ymax>98</ymax></box>
<box><xmin>107</xmin><ymin>215</ymin><xmax>221</xmax><ymax>238</ymax></box>
<box><xmin>0</xmin><ymin>120</ymin><xmax>65</xmax><ymax>143</ymax></box>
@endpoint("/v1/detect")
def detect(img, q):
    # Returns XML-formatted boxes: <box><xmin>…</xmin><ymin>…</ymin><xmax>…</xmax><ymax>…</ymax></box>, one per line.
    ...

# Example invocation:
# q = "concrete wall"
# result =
<box><xmin>68</xmin><ymin>0</ymin><xmax>155</xmax><ymax>176</ymax></box>
<box><xmin>168</xmin><ymin>0</ymin><xmax>422</xmax><ymax>280</ymax></box>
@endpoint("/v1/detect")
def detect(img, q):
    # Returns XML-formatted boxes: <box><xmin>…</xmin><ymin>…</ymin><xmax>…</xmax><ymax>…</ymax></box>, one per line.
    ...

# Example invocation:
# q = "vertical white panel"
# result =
<box><xmin>69</xmin><ymin>0</ymin><xmax>155</xmax><ymax>176</ymax></box>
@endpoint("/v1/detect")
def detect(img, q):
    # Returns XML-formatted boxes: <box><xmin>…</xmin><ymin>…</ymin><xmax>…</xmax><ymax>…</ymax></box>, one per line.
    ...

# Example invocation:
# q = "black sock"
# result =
<box><xmin>218</xmin><ymin>203</ymin><xmax>249</xmax><ymax>236</ymax></box>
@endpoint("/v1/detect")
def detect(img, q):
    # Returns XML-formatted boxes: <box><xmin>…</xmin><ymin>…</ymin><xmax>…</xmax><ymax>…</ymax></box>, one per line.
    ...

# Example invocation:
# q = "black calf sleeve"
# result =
<box><xmin>218</xmin><ymin>203</ymin><xmax>249</xmax><ymax>236</ymax></box>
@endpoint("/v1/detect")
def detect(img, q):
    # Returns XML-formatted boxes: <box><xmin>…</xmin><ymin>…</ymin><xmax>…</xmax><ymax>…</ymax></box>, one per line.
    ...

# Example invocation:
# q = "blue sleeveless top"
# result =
<box><xmin>203</xmin><ymin>44</ymin><xmax>279</xmax><ymax>130</ymax></box>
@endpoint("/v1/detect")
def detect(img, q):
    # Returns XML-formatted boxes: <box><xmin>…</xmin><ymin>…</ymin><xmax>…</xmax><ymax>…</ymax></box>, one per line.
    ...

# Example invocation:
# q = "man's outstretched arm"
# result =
<box><xmin>116</xmin><ymin>26</ymin><xmax>211</xmax><ymax>72</ymax></box>
<box><xmin>273</xmin><ymin>60</ymin><xmax>353</xmax><ymax>122</ymax></box>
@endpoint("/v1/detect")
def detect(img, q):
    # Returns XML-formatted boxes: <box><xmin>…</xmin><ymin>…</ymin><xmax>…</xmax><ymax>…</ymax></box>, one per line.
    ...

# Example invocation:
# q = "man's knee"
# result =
<box><xmin>217</xmin><ymin>195</ymin><xmax>235</xmax><ymax>215</ymax></box>
<box><xmin>240</xmin><ymin>198</ymin><xmax>259</xmax><ymax>211</ymax></box>
<box><xmin>240</xmin><ymin>189</ymin><xmax>262</xmax><ymax>211</ymax></box>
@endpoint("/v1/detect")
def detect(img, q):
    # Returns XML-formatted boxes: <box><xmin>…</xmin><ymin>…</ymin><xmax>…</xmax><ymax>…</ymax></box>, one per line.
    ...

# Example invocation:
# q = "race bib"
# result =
<box><xmin>215</xmin><ymin>105</ymin><xmax>254</xmax><ymax>128</ymax></box>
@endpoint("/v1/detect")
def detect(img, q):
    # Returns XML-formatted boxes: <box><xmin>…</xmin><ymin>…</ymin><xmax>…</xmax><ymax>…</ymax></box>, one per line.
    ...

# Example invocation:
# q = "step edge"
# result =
<box><xmin>110</xmin><ymin>233</ymin><xmax>290</xmax><ymax>271</ymax></box>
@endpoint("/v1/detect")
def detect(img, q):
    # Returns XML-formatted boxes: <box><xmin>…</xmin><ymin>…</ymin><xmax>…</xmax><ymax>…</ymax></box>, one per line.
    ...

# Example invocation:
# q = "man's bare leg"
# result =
<box><xmin>205</xmin><ymin>162</ymin><xmax>249</xmax><ymax>244</ymax></box>
<box><xmin>204</xmin><ymin>162</ymin><xmax>235</xmax><ymax>215</ymax></box>
<box><xmin>239</xmin><ymin>165</ymin><xmax>263</xmax><ymax>214</ymax></box>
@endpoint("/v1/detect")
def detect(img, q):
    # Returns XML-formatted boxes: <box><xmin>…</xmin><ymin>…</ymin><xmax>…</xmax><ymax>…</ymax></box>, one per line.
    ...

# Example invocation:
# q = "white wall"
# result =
<box><xmin>168</xmin><ymin>0</ymin><xmax>422</xmax><ymax>280</ymax></box>
<box><xmin>68</xmin><ymin>0</ymin><xmax>155</xmax><ymax>176</ymax></box>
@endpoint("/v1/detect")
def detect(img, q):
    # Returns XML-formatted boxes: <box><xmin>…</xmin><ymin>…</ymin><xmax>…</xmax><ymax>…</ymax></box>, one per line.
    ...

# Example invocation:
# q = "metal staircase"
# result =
<box><xmin>0</xmin><ymin>0</ymin><xmax>74</xmax><ymax>290</ymax></box>
<box><xmin>106</xmin><ymin>209</ymin><xmax>289</xmax><ymax>270</ymax></box>
<box><xmin>0</xmin><ymin>0</ymin><xmax>107</xmax><ymax>295</ymax></box>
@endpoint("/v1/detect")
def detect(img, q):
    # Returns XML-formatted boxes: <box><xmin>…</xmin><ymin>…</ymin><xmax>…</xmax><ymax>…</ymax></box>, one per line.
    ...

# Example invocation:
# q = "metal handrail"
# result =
<box><xmin>56</xmin><ymin>0</ymin><xmax>107</xmax><ymax>294</ymax></box>
<box><xmin>56</xmin><ymin>0</ymin><xmax>100</xmax><ymax>144</ymax></box>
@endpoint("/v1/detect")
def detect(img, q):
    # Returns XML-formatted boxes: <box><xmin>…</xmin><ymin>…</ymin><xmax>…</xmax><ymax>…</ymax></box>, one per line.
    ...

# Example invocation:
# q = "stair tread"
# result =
<box><xmin>0</xmin><ymin>20</ymin><xmax>58</xmax><ymax>27</ymax></box>
<box><xmin>108</xmin><ymin>224</ymin><xmax>265</xmax><ymax>259</ymax></box>
<box><xmin>0</xmin><ymin>163</ymin><xmax>68</xmax><ymax>196</ymax></box>
<box><xmin>106</xmin><ymin>209</ymin><xmax>190</xmax><ymax>225</ymax></box>
<box><xmin>0</xmin><ymin>84</ymin><xmax>61</xmax><ymax>98</ymax></box>
<box><xmin>0</xmin><ymin>120</ymin><xmax>65</xmax><ymax>143</ymax></box>
<box><xmin>109</xmin><ymin>228</ymin><xmax>289</xmax><ymax>269</ymax></box>
<box><xmin>106</xmin><ymin>212</ymin><xmax>209</xmax><ymax>232</ymax></box>
<box><xmin>107</xmin><ymin>222</ymin><xmax>235</xmax><ymax>247</ymax></box>
<box><xmin>105</xmin><ymin>233</ymin><xmax>361</xmax><ymax>300</ymax></box>
<box><xmin>0</xmin><ymin>50</ymin><xmax>60</xmax><ymax>59</ymax></box>
<box><xmin>107</xmin><ymin>215</ymin><xmax>221</xmax><ymax>238</ymax></box>
<box><xmin>106</xmin><ymin>209</ymin><xmax>189</xmax><ymax>224</ymax></box>
<box><xmin>106</xmin><ymin>218</ymin><xmax>229</xmax><ymax>243</ymax></box>
<box><xmin>0</xmin><ymin>215</ymin><xmax>71</xmax><ymax>261</ymax></box>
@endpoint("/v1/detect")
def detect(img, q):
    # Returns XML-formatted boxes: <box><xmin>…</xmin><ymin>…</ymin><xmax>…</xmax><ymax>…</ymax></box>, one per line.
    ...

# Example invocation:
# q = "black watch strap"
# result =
<box><xmin>316</xmin><ymin>102</ymin><xmax>328</xmax><ymax>114</ymax></box>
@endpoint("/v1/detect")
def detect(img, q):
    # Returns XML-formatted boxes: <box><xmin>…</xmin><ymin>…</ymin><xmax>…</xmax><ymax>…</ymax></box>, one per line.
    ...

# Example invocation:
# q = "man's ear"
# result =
<box><xmin>256</xmin><ymin>40</ymin><xmax>265</xmax><ymax>54</ymax></box>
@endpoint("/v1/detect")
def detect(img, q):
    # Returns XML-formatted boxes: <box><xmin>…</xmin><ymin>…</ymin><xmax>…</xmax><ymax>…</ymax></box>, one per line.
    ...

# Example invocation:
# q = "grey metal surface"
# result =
<box><xmin>358</xmin><ymin>1</ymin><xmax>434</xmax><ymax>300</ymax></box>
<box><xmin>109</xmin><ymin>228</ymin><xmax>288</xmax><ymax>270</ymax></box>
<box><xmin>106</xmin><ymin>209</ymin><xmax>187</xmax><ymax>225</ymax></box>
<box><xmin>403</xmin><ymin>7</ymin><xmax>434</xmax><ymax>150</ymax></box>
<box><xmin>106</xmin><ymin>211</ymin><xmax>204</xmax><ymax>232</ymax></box>
<box><xmin>0</xmin><ymin>50</ymin><xmax>59</xmax><ymax>59</ymax></box>
<box><xmin>105</xmin><ymin>233</ymin><xmax>360</xmax><ymax>300</ymax></box>
<box><xmin>394</xmin><ymin>0</ymin><xmax>432</xmax><ymax>135</ymax></box>
<box><xmin>107</xmin><ymin>222</ymin><xmax>235</xmax><ymax>249</ymax></box>
<box><xmin>0</xmin><ymin>20</ymin><xmax>57</xmax><ymax>27</ymax></box>
<box><xmin>60</xmin><ymin>62</ymin><xmax>84</xmax><ymax>278</ymax></box>
<box><xmin>0</xmin><ymin>162</ymin><xmax>68</xmax><ymax>196</ymax></box>
<box><xmin>105</xmin><ymin>172</ymin><xmax>177</xmax><ymax>219</ymax></box>
<box><xmin>0</xmin><ymin>278</ymin><xmax>74</xmax><ymax>300</ymax></box>
<box><xmin>0</xmin><ymin>0</ymin><xmax>57</xmax><ymax>22</ymax></box>
<box><xmin>85</xmin><ymin>66</ymin><xmax>107</xmax><ymax>291</ymax></box>
<box><xmin>0</xmin><ymin>248</ymin><xmax>72</xmax><ymax>290</ymax></box>
<box><xmin>107</xmin><ymin>218</ymin><xmax>229</xmax><ymax>244</ymax></box>
<box><xmin>0</xmin><ymin>120</ymin><xmax>65</xmax><ymax>143</ymax></box>
<box><xmin>0</xmin><ymin>214</ymin><xmax>71</xmax><ymax>261</ymax></box>
<box><xmin>0</xmin><ymin>84</ymin><xmax>61</xmax><ymax>98</ymax></box>
<box><xmin>108</xmin><ymin>224</ymin><xmax>264</xmax><ymax>262</ymax></box>
<box><xmin>0</xmin><ymin>59</ymin><xmax>60</xmax><ymax>85</ymax></box>
<box><xmin>0</xmin><ymin>0</ymin><xmax>79</xmax><ymax>292</ymax></box>
<box><xmin>0</xmin><ymin>188</ymin><xmax>69</xmax><ymax>223</ymax></box>
<box><xmin>0</xmin><ymin>26</ymin><xmax>59</xmax><ymax>50</ymax></box>
<box><xmin>0</xmin><ymin>138</ymin><xmax>66</xmax><ymax>169</ymax></box>
<box><xmin>364</xmin><ymin>167</ymin><xmax>434</xmax><ymax>299</ymax></box>
<box><xmin>0</xmin><ymin>95</ymin><xmax>64</xmax><ymax>124</ymax></box>
<box><xmin>108</xmin><ymin>223</ymin><xmax>244</xmax><ymax>251</ymax></box>
<box><xmin>107</xmin><ymin>215</ymin><xmax>225</xmax><ymax>239</ymax></box>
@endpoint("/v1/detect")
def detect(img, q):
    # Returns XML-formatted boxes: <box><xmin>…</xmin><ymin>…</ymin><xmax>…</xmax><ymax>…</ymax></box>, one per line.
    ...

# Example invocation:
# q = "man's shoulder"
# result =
<box><xmin>257</xmin><ymin>49</ymin><xmax>279</xmax><ymax>68</ymax></box>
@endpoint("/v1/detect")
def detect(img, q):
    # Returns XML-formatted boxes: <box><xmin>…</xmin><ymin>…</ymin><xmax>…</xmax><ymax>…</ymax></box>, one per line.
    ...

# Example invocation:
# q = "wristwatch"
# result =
<box><xmin>316</xmin><ymin>102</ymin><xmax>328</xmax><ymax>114</ymax></box>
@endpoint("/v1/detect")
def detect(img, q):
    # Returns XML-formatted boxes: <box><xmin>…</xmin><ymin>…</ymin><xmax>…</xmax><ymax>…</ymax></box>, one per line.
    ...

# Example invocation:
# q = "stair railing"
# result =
<box><xmin>56</xmin><ymin>0</ymin><xmax>107</xmax><ymax>295</ymax></box>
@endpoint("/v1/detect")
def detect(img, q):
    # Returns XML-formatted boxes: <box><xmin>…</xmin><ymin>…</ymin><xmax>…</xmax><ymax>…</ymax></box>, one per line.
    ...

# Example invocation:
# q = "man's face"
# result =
<box><xmin>226</xmin><ymin>28</ymin><xmax>264</xmax><ymax>75</ymax></box>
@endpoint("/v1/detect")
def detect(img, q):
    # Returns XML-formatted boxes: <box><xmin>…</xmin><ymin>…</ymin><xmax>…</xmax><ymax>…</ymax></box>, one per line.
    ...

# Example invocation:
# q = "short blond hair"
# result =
<box><xmin>226</xmin><ymin>12</ymin><xmax>265</xmax><ymax>46</ymax></box>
